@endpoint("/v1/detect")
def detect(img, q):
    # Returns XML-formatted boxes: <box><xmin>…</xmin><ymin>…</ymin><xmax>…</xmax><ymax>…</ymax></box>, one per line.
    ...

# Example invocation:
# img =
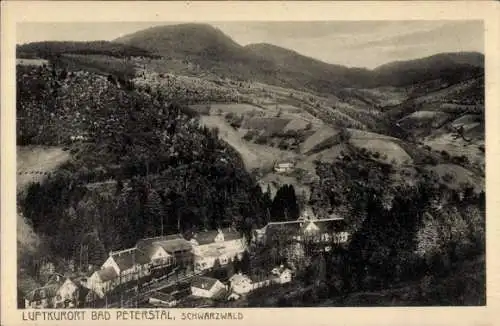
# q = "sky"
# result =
<box><xmin>16</xmin><ymin>21</ymin><xmax>483</xmax><ymax>69</ymax></box>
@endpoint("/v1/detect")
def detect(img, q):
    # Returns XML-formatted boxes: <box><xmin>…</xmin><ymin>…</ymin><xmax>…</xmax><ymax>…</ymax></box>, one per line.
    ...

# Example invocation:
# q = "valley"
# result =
<box><xmin>15</xmin><ymin>22</ymin><xmax>485</xmax><ymax>308</ymax></box>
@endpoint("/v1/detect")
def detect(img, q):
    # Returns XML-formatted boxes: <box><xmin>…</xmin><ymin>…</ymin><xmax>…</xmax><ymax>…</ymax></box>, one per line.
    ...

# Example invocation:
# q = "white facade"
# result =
<box><xmin>150</xmin><ymin>246</ymin><xmax>174</xmax><ymax>266</ymax></box>
<box><xmin>229</xmin><ymin>274</ymin><xmax>253</xmax><ymax>294</ymax></box>
<box><xmin>274</xmin><ymin>162</ymin><xmax>295</xmax><ymax>173</ymax></box>
<box><xmin>191</xmin><ymin>280</ymin><xmax>226</xmax><ymax>298</ymax></box>
<box><xmin>87</xmin><ymin>271</ymin><xmax>118</xmax><ymax>298</ymax></box>
<box><xmin>54</xmin><ymin>279</ymin><xmax>79</xmax><ymax>308</ymax></box>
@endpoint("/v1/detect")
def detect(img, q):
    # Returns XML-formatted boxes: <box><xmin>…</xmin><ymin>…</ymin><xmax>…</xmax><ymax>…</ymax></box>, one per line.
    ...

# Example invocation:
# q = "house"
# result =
<box><xmin>24</xmin><ymin>273</ymin><xmax>66</xmax><ymax>309</ymax></box>
<box><xmin>298</xmin><ymin>218</ymin><xmax>349</xmax><ymax>244</ymax></box>
<box><xmin>227</xmin><ymin>292</ymin><xmax>241</xmax><ymax>301</ymax></box>
<box><xmin>136</xmin><ymin>238</ymin><xmax>175</xmax><ymax>269</ymax></box>
<box><xmin>150</xmin><ymin>236</ymin><xmax>194</xmax><ymax>267</ymax></box>
<box><xmin>24</xmin><ymin>283</ymin><xmax>60</xmax><ymax>309</ymax></box>
<box><xmin>87</xmin><ymin>266</ymin><xmax>119</xmax><ymax>298</ymax></box>
<box><xmin>191</xmin><ymin>228</ymin><xmax>246</xmax><ymax>272</ymax></box>
<box><xmin>190</xmin><ymin>276</ymin><xmax>227</xmax><ymax>299</ymax></box>
<box><xmin>101</xmin><ymin>247</ymin><xmax>151</xmax><ymax>284</ymax></box>
<box><xmin>248</xmin><ymin>274</ymin><xmax>277</xmax><ymax>290</ymax></box>
<box><xmin>271</xmin><ymin>266</ymin><xmax>293</xmax><ymax>284</ymax></box>
<box><xmin>229</xmin><ymin>273</ymin><xmax>253</xmax><ymax>294</ymax></box>
<box><xmin>297</xmin><ymin>206</ymin><xmax>317</xmax><ymax>221</ymax></box>
<box><xmin>137</xmin><ymin>234</ymin><xmax>194</xmax><ymax>268</ymax></box>
<box><xmin>274</xmin><ymin>161</ymin><xmax>295</xmax><ymax>173</ymax></box>
<box><xmin>149</xmin><ymin>292</ymin><xmax>178</xmax><ymax>307</ymax></box>
<box><xmin>52</xmin><ymin>277</ymin><xmax>80</xmax><ymax>308</ymax></box>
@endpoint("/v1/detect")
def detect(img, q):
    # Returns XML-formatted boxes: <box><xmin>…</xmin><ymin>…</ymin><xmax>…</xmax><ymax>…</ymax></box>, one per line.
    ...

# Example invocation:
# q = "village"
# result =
<box><xmin>21</xmin><ymin>206</ymin><xmax>350</xmax><ymax>309</ymax></box>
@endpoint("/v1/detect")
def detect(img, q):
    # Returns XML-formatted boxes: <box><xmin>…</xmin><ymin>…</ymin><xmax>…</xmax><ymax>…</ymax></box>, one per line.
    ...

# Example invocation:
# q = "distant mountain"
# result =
<box><xmin>372</xmin><ymin>52</ymin><xmax>484</xmax><ymax>87</ymax></box>
<box><xmin>114</xmin><ymin>23</ymin><xmax>279</xmax><ymax>82</ymax></box>
<box><xmin>19</xmin><ymin>24</ymin><xmax>484</xmax><ymax>96</ymax></box>
<box><xmin>114</xmin><ymin>24</ymin><xmax>484</xmax><ymax>93</ymax></box>
<box><xmin>245</xmin><ymin>43</ymin><xmax>371</xmax><ymax>88</ymax></box>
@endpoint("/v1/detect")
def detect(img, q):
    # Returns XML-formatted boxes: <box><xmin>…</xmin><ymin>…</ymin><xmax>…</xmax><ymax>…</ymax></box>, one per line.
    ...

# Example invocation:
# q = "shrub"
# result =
<box><xmin>255</xmin><ymin>135</ymin><xmax>268</xmax><ymax>145</ymax></box>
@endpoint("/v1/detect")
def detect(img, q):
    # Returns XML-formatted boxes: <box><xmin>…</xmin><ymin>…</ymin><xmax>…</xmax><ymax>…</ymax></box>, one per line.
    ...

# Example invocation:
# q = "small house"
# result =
<box><xmin>87</xmin><ymin>267</ymin><xmax>119</xmax><ymax>298</ymax></box>
<box><xmin>190</xmin><ymin>276</ymin><xmax>227</xmax><ymax>299</ymax></box>
<box><xmin>101</xmin><ymin>247</ymin><xmax>151</xmax><ymax>285</ymax></box>
<box><xmin>149</xmin><ymin>292</ymin><xmax>178</xmax><ymax>307</ymax></box>
<box><xmin>274</xmin><ymin>161</ymin><xmax>295</xmax><ymax>173</ymax></box>
<box><xmin>229</xmin><ymin>273</ymin><xmax>253</xmax><ymax>294</ymax></box>
<box><xmin>271</xmin><ymin>266</ymin><xmax>293</xmax><ymax>284</ymax></box>
<box><xmin>24</xmin><ymin>274</ymin><xmax>65</xmax><ymax>309</ymax></box>
<box><xmin>53</xmin><ymin>277</ymin><xmax>80</xmax><ymax>308</ymax></box>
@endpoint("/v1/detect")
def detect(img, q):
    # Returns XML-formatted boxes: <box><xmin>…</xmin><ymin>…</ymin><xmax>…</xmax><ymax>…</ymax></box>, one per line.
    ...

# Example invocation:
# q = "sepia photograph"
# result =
<box><xmin>14</xmin><ymin>19</ymin><xmax>487</xmax><ymax>310</ymax></box>
<box><xmin>3</xmin><ymin>2</ymin><xmax>499</xmax><ymax>325</ymax></box>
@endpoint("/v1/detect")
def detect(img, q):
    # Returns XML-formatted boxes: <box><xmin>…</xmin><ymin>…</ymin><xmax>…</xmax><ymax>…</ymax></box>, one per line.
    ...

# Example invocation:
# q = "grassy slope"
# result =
<box><xmin>17</xmin><ymin>146</ymin><xmax>71</xmax><ymax>192</ymax></box>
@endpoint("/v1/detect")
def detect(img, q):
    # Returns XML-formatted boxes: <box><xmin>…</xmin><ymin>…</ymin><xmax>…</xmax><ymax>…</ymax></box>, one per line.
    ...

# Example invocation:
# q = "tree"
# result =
<box><xmin>144</xmin><ymin>188</ymin><xmax>164</xmax><ymax>236</ymax></box>
<box><xmin>270</xmin><ymin>185</ymin><xmax>300</xmax><ymax>221</ymax></box>
<box><xmin>240</xmin><ymin>251</ymin><xmax>251</xmax><ymax>274</ymax></box>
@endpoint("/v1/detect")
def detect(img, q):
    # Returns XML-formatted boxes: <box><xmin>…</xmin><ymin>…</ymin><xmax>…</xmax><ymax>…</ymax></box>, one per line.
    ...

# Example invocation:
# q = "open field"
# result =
<box><xmin>426</xmin><ymin>163</ymin><xmax>484</xmax><ymax>193</ymax></box>
<box><xmin>200</xmin><ymin>116</ymin><xmax>295</xmax><ymax>171</ymax></box>
<box><xmin>17</xmin><ymin>59</ymin><xmax>49</xmax><ymax>66</ymax></box>
<box><xmin>208</xmin><ymin>103</ymin><xmax>266</xmax><ymax>115</ymax></box>
<box><xmin>300</xmin><ymin>126</ymin><xmax>340</xmax><ymax>154</ymax></box>
<box><xmin>423</xmin><ymin>133</ymin><xmax>484</xmax><ymax>166</ymax></box>
<box><xmin>349</xmin><ymin>138</ymin><xmax>413</xmax><ymax>165</ymax></box>
<box><xmin>17</xmin><ymin>146</ymin><xmax>71</xmax><ymax>192</ymax></box>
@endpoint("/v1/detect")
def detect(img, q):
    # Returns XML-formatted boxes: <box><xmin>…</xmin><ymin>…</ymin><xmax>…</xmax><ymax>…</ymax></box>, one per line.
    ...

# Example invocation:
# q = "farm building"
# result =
<box><xmin>274</xmin><ymin>161</ymin><xmax>295</xmax><ymax>173</ymax></box>
<box><xmin>101</xmin><ymin>247</ymin><xmax>151</xmax><ymax>284</ymax></box>
<box><xmin>190</xmin><ymin>276</ymin><xmax>227</xmax><ymax>299</ymax></box>
<box><xmin>87</xmin><ymin>267</ymin><xmax>120</xmax><ymax>298</ymax></box>
<box><xmin>24</xmin><ymin>273</ymin><xmax>83</xmax><ymax>309</ymax></box>
<box><xmin>137</xmin><ymin>234</ymin><xmax>194</xmax><ymax>268</ymax></box>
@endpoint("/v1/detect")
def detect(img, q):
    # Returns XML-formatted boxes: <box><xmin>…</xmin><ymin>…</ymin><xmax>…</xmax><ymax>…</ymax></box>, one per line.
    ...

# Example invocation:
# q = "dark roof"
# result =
<box><xmin>44</xmin><ymin>273</ymin><xmax>66</xmax><ymax>286</ymax></box>
<box><xmin>111</xmin><ymin>248</ymin><xmax>150</xmax><ymax>271</ymax></box>
<box><xmin>150</xmin><ymin>292</ymin><xmax>176</xmax><ymax>303</ymax></box>
<box><xmin>191</xmin><ymin>276</ymin><xmax>220</xmax><ymax>290</ymax></box>
<box><xmin>155</xmin><ymin>238</ymin><xmax>192</xmax><ymax>253</ymax></box>
<box><xmin>308</xmin><ymin>219</ymin><xmax>348</xmax><ymax>233</ymax></box>
<box><xmin>192</xmin><ymin>230</ymin><xmax>220</xmax><ymax>245</ymax></box>
<box><xmin>97</xmin><ymin>267</ymin><xmax>118</xmax><ymax>282</ymax></box>
<box><xmin>141</xmin><ymin>244</ymin><xmax>158</xmax><ymax>259</ymax></box>
<box><xmin>136</xmin><ymin>234</ymin><xmax>185</xmax><ymax>248</ymax></box>
<box><xmin>266</xmin><ymin>221</ymin><xmax>302</xmax><ymax>234</ymax></box>
<box><xmin>221</xmin><ymin>227</ymin><xmax>243</xmax><ymax>241</ymax></box>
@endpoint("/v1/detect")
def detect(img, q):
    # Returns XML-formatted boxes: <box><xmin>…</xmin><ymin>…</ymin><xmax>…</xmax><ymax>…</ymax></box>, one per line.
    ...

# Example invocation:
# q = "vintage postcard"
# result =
<box><xmin>1</xmin><ymin>1</ymin><xmax>499</xmax><ymax>326</ymax></box>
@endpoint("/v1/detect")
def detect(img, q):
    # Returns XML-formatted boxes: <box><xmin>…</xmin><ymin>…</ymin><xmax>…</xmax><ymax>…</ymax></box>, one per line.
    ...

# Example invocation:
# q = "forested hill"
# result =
<box><xmin>17</xmin><ymin>64</ymin><xmax>272</xmax><ymax>268</ymax></box>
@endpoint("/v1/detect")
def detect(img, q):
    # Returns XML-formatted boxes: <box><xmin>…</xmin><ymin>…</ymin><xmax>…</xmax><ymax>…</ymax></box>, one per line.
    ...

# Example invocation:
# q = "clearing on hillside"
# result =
<box><xmin>426</xmin><ymin>163</ymin><xmax>484</xmax><ymax>193</ymax></box>
<box><xmin>17</xmin><ymin>146</ymin><xmax>71</xmax><ymax>192</ymax></box>
<box><xmin>300</xmin><ymin>126</ymin><xmax>340</xmax><ymax>154</ymax></box>
<box><xmin>208</xmin><ymin>103</ymin><xmax>265</xmax><ymax>115</ymax></box>
<box><xmin>349</xmin><ymin>138</ymin><xmax>413</xmax><ymax>165</ymax></box>
<box><xmin>200</xmin><ymin>116</ymin><xmax>295</xmax><ymax>171</ymax></box>
<box><xmin>423</xmin><ymin>133</ymin><xmax>484</xmax><ymax>166</ymax></box>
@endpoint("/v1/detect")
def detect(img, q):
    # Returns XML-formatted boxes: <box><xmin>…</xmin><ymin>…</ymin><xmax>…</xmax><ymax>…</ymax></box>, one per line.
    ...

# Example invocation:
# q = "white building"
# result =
<box><xmin>274</xmin><ymin>161</ymin><xmax>295</xmax><ymax>173</ymax></box>
<box><xmin>190</xmin><ymin>276</ymin><xmax>227</xmax><ymax>299</ymax></box>
<box><xmin>191</xmin><ymin>228</ymin><xmax>246</xmax><ymax>272</ymax></box>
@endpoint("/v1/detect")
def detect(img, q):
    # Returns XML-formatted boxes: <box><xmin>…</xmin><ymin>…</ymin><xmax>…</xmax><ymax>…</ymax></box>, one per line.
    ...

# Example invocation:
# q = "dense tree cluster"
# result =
<box><xmin>17</xmin><ymin>41</ymin><xmax>160</xmax><ymax>59</ymax></box>
<box><xmin>303</xmin><ymin>146</ymin><xmax>485</xmax><ymax>305</ymax></box>
<box><xmin>18</xmin><ymin>65</ymin><xmax>271</xmax><ymax>274</ymax></box>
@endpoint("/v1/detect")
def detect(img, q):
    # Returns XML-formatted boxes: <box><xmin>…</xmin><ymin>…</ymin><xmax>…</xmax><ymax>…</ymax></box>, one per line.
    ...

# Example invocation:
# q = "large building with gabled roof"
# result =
<box><xmin>190</xmin><ymin>228</ymin><xmax>246</xmax><ymax>272</ymax></box>
<box><xmin>136</xmin><ymin>234</ymin><xmax>193</xmax><ymax>268</ymax></box>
